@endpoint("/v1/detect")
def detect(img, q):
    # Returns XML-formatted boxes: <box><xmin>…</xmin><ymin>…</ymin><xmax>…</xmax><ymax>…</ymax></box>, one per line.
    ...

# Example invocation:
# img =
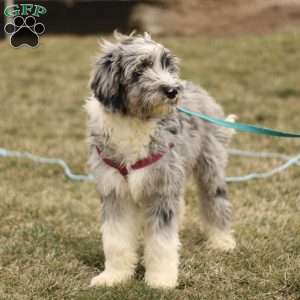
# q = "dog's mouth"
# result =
<box><xmin>167</xmin><ymin>97</ymin><xmax>179</xmax><ymax>106</ymax></box>
<box><xmin>164</xmin><ymin>93</ymin><xmax>180</xmax><ymax>106</ymax></box>
<box><xmin>149</xmin><ymin>97</ymin><xmax>179</xmax><ymax>117</ymax></box>
<box><xmin>129</xmin><ymin>89</ymin><xmax>181</xmax><ymax>119</ymax></box>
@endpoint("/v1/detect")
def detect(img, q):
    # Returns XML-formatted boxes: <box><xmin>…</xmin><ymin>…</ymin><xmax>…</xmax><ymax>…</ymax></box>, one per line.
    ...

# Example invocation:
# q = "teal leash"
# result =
<box><xmin>177</xmin><ymin>107</ymin><xmax>300</xmax><ymax>138</ymax></box>
<box><xmin>0</xmin><ymin>107</ymin><xmax>299</xmax><ymax>183</ymax></box>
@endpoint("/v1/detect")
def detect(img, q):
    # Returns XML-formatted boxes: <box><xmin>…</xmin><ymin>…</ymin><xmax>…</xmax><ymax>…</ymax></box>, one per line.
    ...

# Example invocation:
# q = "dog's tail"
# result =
<box><xmin>225</xmin><ymin>114</ymin><xmax>238</xmax><ymax>136</ymax></box>
<box><xmin>216</xmin><ymin>114</ymin><xmax>238</xmax><ymax>147</ymax></box>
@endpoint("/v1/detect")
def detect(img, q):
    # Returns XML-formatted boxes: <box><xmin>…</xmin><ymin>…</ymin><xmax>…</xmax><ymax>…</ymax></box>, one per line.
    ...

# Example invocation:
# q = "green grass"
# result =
<box><xmin>0</xmin><ymin>32</ymin><xmax>300</xmax><ymax>300</ymax></box>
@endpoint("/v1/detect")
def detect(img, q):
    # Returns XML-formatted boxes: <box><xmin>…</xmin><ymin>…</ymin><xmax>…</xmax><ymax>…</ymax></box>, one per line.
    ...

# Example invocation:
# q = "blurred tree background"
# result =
<box><xmin>2</xmin><ymin>0</ymin><xmax>300</xmax><ymax>37</ymax></box>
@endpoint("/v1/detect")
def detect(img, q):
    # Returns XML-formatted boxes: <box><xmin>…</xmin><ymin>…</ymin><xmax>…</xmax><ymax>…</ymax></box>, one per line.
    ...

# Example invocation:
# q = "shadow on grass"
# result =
<box><xmin>62</xmin><ymin>235</ymin><xmax>105</xmax><ymax>270</ymax></box>
<box><xmin>181</xmin><ymin>224</ymin><xmax>206</xmax><ymax>248</ymax></box>
<box><xmin>16</xmin><ymin>223</ymin><xmax>106</xmax><ymax>270</ymax></box>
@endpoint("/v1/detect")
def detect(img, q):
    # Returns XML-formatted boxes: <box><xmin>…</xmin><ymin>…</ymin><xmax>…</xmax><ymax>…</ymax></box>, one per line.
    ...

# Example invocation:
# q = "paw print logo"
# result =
<box><xmin>4</xmin><ymin>16</ymin><xmax>45</xmax><ymax>48</ymax></box>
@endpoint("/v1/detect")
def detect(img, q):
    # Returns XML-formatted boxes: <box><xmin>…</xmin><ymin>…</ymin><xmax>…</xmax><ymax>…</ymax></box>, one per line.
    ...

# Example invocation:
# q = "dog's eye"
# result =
<box><xmin>161</xmin><ymin>52</ymin><xmax>175</xmax><ymax>70</ymax></box>
<box><xmin>141</xmin><ymin>59</ymin><xmax>153</xmax><ymax>68</ymax></box>
<box><xmin>165</xmin><ymin>57</ymin><xmax>171</xmax><ymax>67</ymax></box>
<box><xmin>133</xmin><ymin>59</ymin><xmax>153</xmax><ymax>79</ymax></box>
<box><xmin>133</xmin><ymin>66</ymin><xmax>144</xmax><ymax>79</ymax></box>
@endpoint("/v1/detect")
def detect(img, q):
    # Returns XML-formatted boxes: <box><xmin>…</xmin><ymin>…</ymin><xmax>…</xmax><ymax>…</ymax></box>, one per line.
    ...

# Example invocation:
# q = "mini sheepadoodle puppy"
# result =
<box><xmin>85</xmin><ymin>32</ymin><xmax>236</xmax><ymax>289</ymax></box>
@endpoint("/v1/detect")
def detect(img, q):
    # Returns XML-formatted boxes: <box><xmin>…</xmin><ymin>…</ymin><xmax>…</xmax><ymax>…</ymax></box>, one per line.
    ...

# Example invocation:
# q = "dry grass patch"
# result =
<box><xmin>0</xmin><ymin>32</ymin><xmax>300</xmax><ymax>299</ymax></box>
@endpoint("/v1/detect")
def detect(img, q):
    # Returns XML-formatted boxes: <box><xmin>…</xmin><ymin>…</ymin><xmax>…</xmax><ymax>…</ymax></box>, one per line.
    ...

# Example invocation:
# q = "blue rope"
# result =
<box><xmin>174</xmin><ymin>107</ymin><xmax>300</xmax><ymax>181</ymax></box>
<box><xmin>0</xmin><ymin>148</ymin><xmax>94</xmax><ymax>182</ymax></box>
<box><xmin>227</xmin><ymin>149</ymin><xmax>300</xmax><ymax>182</ymax></box>
<box><xmin>0</xmin><ymin>147</ymin><xmax>299</xmax><ymax>183</ymax></box>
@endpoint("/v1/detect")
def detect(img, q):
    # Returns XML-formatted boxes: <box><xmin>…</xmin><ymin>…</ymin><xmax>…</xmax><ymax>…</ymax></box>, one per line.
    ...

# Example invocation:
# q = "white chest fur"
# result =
<box><xmin>127</xmin><ymin>168</ymin><xmax>147</xmax><ymax>203</ymax></box>
<box><xmin>86</xmin><ymin>97</ymin><xmax>156</xmax><ymax>202</ymax></box>
<box><xmin>86</xmin><ymin>97</ymin><xmax>157</xmax><ymax>164</ymax></box>
<box><xmin>102</xmin><ymin>110</ymin><xmax>157</xmax><ymax>164</ymax></box>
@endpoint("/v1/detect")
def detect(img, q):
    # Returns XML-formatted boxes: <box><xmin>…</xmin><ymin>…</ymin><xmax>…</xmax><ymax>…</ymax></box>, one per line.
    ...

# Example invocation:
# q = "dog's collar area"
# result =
<box><xmin>96</xmin><ymin>143</ymin><xmax>174</xmax><ymax>177</ymax></box>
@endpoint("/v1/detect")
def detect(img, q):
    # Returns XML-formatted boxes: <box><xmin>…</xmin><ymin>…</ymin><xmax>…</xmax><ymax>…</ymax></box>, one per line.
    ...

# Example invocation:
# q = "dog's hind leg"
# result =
<box><xmin>194</xmin><ymin>136</ymin><xmax>236</xmax><ymax>251</ymax></box>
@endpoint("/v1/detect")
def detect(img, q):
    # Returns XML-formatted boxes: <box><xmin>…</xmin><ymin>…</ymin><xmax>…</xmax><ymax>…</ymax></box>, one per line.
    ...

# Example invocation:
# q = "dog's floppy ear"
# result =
<box><xmin>90</xmin><ymin>41</ymin><xmax>127</xmax><ymax>113</ymax></box>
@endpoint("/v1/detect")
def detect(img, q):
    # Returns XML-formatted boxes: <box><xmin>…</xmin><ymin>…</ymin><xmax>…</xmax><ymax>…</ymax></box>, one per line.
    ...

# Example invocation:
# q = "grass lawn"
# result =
<box><xmin>0</xmin><ymin>31</ymin><xmax>300</xmax><ymax>300</ymax></box>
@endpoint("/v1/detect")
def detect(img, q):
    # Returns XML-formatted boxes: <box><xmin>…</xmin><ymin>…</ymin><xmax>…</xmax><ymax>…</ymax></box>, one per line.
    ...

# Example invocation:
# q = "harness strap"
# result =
<box><xmin>96</xmin><ymin>143</ymin><xmax>174</xmax><ymax>177</ymax></box>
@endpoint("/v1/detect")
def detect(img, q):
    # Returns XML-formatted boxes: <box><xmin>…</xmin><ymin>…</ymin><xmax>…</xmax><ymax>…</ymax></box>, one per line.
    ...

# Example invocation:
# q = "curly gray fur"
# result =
<box><xmin>86</xmin><ymin>32</ymin><xmax>236</xmax><ymax>289</ymax></box>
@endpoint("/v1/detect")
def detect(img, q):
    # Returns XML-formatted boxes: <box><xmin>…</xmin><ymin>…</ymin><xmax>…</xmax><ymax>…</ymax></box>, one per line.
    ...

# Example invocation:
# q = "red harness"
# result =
<box><xmin>96</xmin><ymin>143</ymin><xmax>174</xmax><ymax>177</ymax></box>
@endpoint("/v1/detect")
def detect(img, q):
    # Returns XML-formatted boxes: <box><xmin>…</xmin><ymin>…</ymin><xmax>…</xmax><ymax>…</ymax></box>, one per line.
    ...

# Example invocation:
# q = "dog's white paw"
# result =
<box><xmin>145</xmin><ymin>272</ymin><xmax>177</xmax><ymax>289</ymax></box>
<box><xmin>207</xmin><ymin>231</ymin><xmax>236</xmax><ymax>251</ymax></box>
<box><xmin>90</xmin><ymin>271</ymin><xmax>131</xmax><ymax>287</ymax></box>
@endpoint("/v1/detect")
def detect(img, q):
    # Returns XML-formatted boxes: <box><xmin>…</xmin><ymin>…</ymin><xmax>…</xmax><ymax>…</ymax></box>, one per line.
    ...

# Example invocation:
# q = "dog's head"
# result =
<box><xmin>90</xmin><ymin>32</ymin><xmax>182</xmax><ymax>118</ymax></box>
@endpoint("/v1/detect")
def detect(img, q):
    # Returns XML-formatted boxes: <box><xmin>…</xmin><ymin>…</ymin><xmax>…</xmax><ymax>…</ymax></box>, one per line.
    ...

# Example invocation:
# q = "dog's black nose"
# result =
<box><xmin>162</xmin><ymin>86</ymin><xmax>178</xmax><ymax>99</ymax></box>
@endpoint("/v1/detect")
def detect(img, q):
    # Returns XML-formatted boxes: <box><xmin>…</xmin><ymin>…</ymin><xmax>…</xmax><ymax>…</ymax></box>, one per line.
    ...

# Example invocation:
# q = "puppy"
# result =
<box><xmin>85</xmin><ymin>32</ymin><xmax>235</xmax><ymax>289</ymax></box>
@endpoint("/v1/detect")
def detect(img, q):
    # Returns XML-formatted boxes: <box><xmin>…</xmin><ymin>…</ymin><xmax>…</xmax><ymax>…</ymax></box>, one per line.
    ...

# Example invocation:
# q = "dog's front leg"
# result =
<box><xmin>144</xmin><ymin>194</ymin><xmax>180</xmax><ymax>289</ymax></box>
<box><xmin>90</xmin><ymin>192</ymin><xmax>140</xmax><ymax>287</ymax></box>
